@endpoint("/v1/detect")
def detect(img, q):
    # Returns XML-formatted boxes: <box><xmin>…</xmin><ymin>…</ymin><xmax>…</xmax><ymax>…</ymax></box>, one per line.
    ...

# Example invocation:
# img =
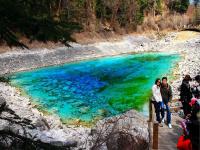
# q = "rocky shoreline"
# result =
<box><xmin>0</xmin><ymin>31</ymin><xmax>200</xmax><ymax>149</ymax></box>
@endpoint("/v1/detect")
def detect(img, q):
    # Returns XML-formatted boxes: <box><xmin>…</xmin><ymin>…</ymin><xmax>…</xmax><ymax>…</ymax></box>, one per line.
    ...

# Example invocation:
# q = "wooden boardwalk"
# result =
<box><xmin>157</xmin><ymin>113</ymin><xmax>183</xmax><ymax>150</ymax></box>
<box><xmin>149</xmin><ymin>100</ymin><xmax>184</xmax><ymax>150</ymax></box>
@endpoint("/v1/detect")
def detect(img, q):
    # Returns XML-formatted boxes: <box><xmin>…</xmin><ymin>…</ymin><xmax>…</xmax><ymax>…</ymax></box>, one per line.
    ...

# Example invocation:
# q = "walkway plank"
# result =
<box><xmin>150</xmin><ymin>99</ymin><xmax>184</xmax><ymax>150</ymax></box>
<box><xmin>157</xmin><ymin>113</ymin><xmax>183</xmax><ymax>150</ymax></box>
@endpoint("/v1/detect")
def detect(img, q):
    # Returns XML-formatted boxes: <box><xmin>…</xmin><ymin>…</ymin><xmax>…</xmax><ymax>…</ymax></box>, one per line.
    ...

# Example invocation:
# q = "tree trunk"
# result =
<box><xmin>110</xmin><ymin>0</ymin><xmax>121</xmax><ymax>31</ymax></box>
<box><xmin>126</xmin><ymin>0</ymin><xmax>136</xmax><ymax>31</ymax></box>
<box><xmin>85</xmin><ymin>0</ymin><xmax>96</xmax><ymax>32</ymax></box>
<box><xmin>56</xmin><ymin>0</ymin><xmax>62</xmax><ymax>18</ymax></box>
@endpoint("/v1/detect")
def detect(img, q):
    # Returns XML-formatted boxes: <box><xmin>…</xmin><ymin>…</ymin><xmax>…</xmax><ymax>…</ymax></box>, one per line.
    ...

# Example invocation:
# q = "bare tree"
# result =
<box><xmin>110</xmin><ymin>0</ymin><xmax>121</xmax><ymax>31</ymax></box>
<box><xmin>86</xmin><ymin>112</ymin><xmax>150</xmax><ymax>150</ymax></box>
<box><xmin>85</xmin><ymin>0</ymin><xmax>97</xmax><ymax>32</ymax></box>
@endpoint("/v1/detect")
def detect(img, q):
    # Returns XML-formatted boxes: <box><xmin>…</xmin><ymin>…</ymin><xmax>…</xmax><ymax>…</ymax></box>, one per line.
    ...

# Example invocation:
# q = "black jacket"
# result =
<box><xmin>192</xmin><ymin>84</ymin><xmax>200</xmax><ymax>99</ymax></box>
<box><xmin>160</xmin><ymin>83</ymin><xmax>172</xmax><ymax>104</ymax></box>
<box><xmin>180</xmin><ymin>80</ymin><xmax>192</xmax><ymax>103</ymax></box>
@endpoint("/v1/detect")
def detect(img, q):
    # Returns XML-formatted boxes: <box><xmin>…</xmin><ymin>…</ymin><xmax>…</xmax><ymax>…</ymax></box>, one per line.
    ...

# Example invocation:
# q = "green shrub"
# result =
<box><xmin>168</xmin><ymin>0</ymin><xmax>189</xmax><ymax>14</ymax></box>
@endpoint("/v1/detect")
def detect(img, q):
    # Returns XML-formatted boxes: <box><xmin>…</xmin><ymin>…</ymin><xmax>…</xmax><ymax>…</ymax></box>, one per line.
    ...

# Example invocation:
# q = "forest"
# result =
<box><xmin>0</xmin><ymin>0</ymin><xmax>199</xmax><ymax>48</ymax></box>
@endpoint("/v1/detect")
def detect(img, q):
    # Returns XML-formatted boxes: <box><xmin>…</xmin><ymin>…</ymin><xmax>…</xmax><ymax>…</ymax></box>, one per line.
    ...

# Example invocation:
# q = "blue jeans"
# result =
<box><xmin>161</xmin><ymin>102</ymin><xmax>171</xmax><ymax>124</ymax></box>
<box><xmin>153</xmin><ymin>101</ymin><xmax>164</xmax><ymax>123</ymax></box>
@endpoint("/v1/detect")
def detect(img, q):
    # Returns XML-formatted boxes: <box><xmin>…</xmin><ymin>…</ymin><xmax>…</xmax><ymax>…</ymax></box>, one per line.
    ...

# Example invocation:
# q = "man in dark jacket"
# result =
<box><xmin>180</xmin><ymin>75</ymin><xmax>192</xmax><ymax>116</ymax></box>
<box><xmin>160</xmin><ymin>77</ymin><xmax>172</xmax><ymax>128</ymax></box>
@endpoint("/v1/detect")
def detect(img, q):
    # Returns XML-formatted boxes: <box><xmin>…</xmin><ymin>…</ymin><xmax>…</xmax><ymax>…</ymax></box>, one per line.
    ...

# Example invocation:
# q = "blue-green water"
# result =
<box><xmin>10</xmin><ymin>52</ymin><xmax>180</xmax><ymax>125</ymax></box>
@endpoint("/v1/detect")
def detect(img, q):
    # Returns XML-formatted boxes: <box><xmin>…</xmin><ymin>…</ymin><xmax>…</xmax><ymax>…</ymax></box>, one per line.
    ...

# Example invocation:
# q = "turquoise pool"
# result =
<box><xmin>10</xmin><ymin>52</ymin><xmax>180</xmax><ymax>125</ymax></box>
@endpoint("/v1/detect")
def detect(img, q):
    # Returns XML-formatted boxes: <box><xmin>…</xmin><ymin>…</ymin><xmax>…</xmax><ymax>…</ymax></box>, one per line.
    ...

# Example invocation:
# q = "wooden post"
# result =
<box><xmin>149</xmin><ymin>98</ymin><xmax>158</xmax><ymax>149</ymax></box>
<box><xmin>149</xmin><ymin>98</ymin><xmax>153</xmax><ymax>122</ymax></box>
<box><xmin>153</xmin><ymin>123</ymin><xmax>159</xmax><ymax>149</ymax></box>
<box><xmin>149</xmin><ymin>98</ymin><xmax>155</xmax><ymax>122</ymax></box>
<box><xmin>148</xmin><ymin>98</ymin><xmax>154</xmax><ymax>149</ymax></box>
<box><xmin>148</xmin><ymin>120</ymin><xmax>153</xmax><ymax>149</ymax></box>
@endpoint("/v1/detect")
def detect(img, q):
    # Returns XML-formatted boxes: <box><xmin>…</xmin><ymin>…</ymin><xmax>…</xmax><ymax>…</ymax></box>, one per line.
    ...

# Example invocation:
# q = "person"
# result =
<box><xmin>180</xmin><ymin>75</ymin><xmax>193</xmax><ymax>116</ymax></box>
<box><xmin>191</xmin><ymin>75</ymin><xmax>200</xmax><ymax>99</ymax></box>
<box><xmin>152</xmin><ymin>78</ymin><xmax>163</xmax><ymax>126</ymax></box>
<box><xmin>177</xmin><ymin>116</ymin><xmax>192</xmax><ymax>150</ymax></box>
<box><xmin>177</xmin><ymin>135</ymin><xmax>192</xmax><ymax>150</ymax></box>
<box><xmin>187</xmin><ymin>98</ymin><xmax>200</xmax><ymax>150</ymax></box>
<box><xmin>160</xmin><ymin>77</ymin><xmax>172</xmax><ymax>128</ymax></box>
<box><xmin>177</xmin><ymin>98</ymin><xmax>200</xmax><ymax>150</ymax></box>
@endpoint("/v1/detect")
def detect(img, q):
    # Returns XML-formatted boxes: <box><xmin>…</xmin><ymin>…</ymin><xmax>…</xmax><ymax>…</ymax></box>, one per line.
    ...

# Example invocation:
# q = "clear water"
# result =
<box><xmin>9</xmin><ymin>52</ymin><xmax>180</xmax><ymax>125</ymax></box>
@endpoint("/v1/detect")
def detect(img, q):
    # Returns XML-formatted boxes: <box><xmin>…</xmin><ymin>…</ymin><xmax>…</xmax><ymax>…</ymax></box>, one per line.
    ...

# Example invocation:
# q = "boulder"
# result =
<box><xmin>35</xmin><ymin>117</ymin><xmax>50</xmax><ymax>130</ymax></box>
<box><xmin>0</xmin><ymin>115</ymin><xmax>78</xmax><ymax>149</ymax></box>
<box><xmin>89</xmin><ymin>110</ymin><xmax>150</xmax><ymax>150</ymax></box>
<box><xmin>0</xmin><ymin>97</ymin><xmax>6</xmax><ymax>111</ymax></box>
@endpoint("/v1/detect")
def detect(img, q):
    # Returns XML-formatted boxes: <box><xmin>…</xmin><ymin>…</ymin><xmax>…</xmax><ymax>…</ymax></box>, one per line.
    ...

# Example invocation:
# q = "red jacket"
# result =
<box><xmin>177</xmin><ymin>135</ymin><xmax>192</xmax><ymax>150</ymax></box>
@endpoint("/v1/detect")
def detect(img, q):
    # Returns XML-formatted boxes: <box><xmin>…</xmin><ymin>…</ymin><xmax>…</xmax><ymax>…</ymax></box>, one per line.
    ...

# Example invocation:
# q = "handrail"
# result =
<box><xmin>148</xmin><ymin>98</ymin><xmax>158</xmax><ymax>149</ymax></box>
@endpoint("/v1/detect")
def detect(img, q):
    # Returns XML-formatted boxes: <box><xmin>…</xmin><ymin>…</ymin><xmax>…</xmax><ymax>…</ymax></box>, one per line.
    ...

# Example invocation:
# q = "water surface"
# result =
<box><xmin>10</xmin><ymin>52</ymin><xmax>180</xmax><ymax>125</ymax></box>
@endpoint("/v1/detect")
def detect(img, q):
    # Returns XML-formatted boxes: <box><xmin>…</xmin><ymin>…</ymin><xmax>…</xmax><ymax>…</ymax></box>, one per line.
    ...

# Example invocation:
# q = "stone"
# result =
<box><xmin>0</xmin><ymin>96</ymin><xmax>6</xmax><ymax>111</ymax></box>
<box><xmin>89</xmin><ymin>110</ymin><xmax>149</xmax><ymax>150</ymax></box>
<box><xmin>80</xmin><ymin>106</ymin><xmax>90</xmax><ymax>114</ymax></box>
<box><xmin>49</xmin><ymin>140</ymin><xmax>77</xmax><ymax>147</ymax></box>
<box><xmin>35</xmin><ymin>117</ymin><xmax>50</xmax><ymax>130</ymax></box>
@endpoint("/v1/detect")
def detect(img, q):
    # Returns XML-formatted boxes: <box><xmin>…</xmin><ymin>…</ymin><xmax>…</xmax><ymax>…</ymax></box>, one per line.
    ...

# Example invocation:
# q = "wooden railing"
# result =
<box><xmin>148</xmin><ymin>98</ymin><xmax>159</xmax><ymax>149</ymax></box>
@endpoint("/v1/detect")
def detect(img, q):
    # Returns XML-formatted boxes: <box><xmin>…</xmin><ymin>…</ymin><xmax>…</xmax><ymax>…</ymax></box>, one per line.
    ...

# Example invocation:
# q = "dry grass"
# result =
<box><xmin>175</xmin><ymin>31</ymin><xmax>200</xmax><ymax>41</ymax></box>
<box><xmin>0</xmin><ymin>37</ymin><xmax>64</xmax><ymax>53</ymax></box>
<box><xmin>0</xmin><ymin>12</ymin><xmax>198</xmax><ymax>53</ymax></box>
<box><xmin>141</xmin><ymin>14</ymin><xmax>193</xmax><ymax>32</ymax></box>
